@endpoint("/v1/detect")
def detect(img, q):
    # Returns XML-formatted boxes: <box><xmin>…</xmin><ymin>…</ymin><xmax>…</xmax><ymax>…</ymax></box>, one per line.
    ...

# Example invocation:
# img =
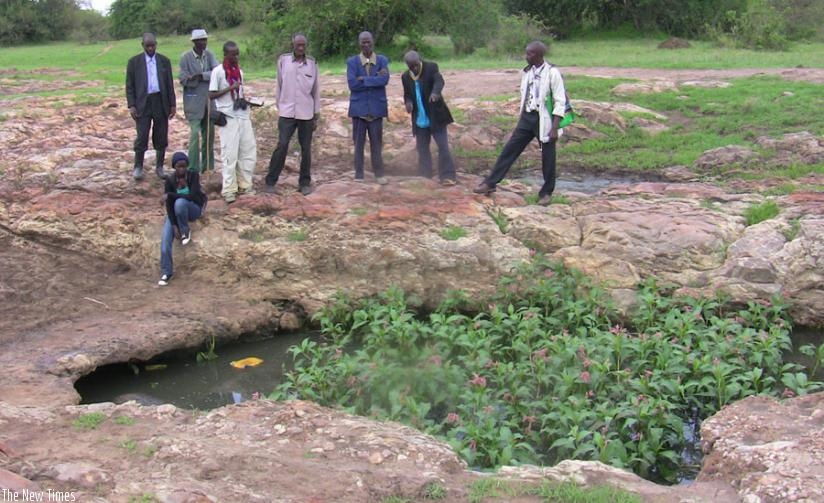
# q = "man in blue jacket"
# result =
<box><xmin>346</xmin><ymin>31</ymin><xmax>389</xmax><ymax>184</ymax></box>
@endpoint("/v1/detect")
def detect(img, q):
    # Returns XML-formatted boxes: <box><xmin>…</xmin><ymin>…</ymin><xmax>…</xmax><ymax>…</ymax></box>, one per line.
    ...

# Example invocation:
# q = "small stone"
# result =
<box><xmin>323</xmin><ymin>442</ymin><xmax>335</xmax><ymax>451</ymax></box>
<box><xmin>369</xmin><ymin>452</ymin><xmax>384</xmax><ymax>464</ymax></box>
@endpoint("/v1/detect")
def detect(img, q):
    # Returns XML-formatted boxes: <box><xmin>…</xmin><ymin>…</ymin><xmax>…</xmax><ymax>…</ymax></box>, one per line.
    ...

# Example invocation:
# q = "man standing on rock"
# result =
<box><xmin>264</xmin><ymin>33</ymin><xmax>320</xmax><ymax>196</ymax></box>
<box><xmin>126</xmin><ymin>32</ymin><xmax>176</xmax><ymax>181</ymax></box>
<box><xmin>179</xmin><ymin>29</ymin><xmax>219</xmax><ymax>174</ymax></box>
<box><xmin>346</xmin><ymin>31</ymin><xmax>389</xmax><ymax>185</ymax></box>
<box><xmin>473</xmin><ymin>40</ymin><xmax>567</xmax><ymax>205</ymax></box>
<box><xmin>401</xmin><ymin>50</ymin><xmax>457</xmax><ymax>186</ymax></box>
<box><xmin>209</xmin><ymin>41</ymin><xmax>257</xmax><ymax>204</ymax></box>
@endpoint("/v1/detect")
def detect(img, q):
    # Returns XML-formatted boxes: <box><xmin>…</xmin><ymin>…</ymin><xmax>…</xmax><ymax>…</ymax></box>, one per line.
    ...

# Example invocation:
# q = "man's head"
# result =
<box><xmin>223</xmin><ymin>41</ymin><xmax>240</xmax><ymax>64</ymax></box>
<box><xmin>292</xmin><ymin>33</ymin><xmax>307</xmax><ymax>59</ymax></box>
<box><xmin>525</xmin><ymin>40</ymin><xmax>546</xmax><ymax>67</ymax></box>
<box><xmin>191</xmin><ymin>29</ymin><xmax>208</xmax><ymax>54</ymax></box>
<box><xmin>172</xmin><ymin>152</ymin><xmax>189</xmax><ymax>175</ymax></box>
<box><xmin>358</xmin><ymin>31</ymin><xmax>374</xmax><ymax>57</ymax></box>
<box><xmin>142</xmin><ymin>32</ymin><xmax>157</xmax><ymax>57</ymax></box>
<box><xmin>404</xmin><ymin>50</ymin><xmax>421</xmax><ymax>74</ymax></box>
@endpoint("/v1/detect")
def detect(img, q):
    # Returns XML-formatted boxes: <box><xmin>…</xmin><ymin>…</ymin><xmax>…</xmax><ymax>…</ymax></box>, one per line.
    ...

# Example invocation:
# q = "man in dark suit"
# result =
<box><xmin>126</xmin><ymin>32</ymin><xmax>176</xmax><ymax>181</ymax></box>
<box><xmin>401</xmin><ymin>51</ymin><xmax>456</xmax><ymax>185</ymax></box>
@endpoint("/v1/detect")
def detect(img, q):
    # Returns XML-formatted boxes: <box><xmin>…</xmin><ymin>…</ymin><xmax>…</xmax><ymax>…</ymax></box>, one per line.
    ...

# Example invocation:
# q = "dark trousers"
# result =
<box><xmin>352</xmin><ymin>117</ymin><xmax>384</xmax><ymax>178</ymax></box>
<box><xmin>485</xmin><ymin>111</ymin><xmax>557</xmax><ymax>197</ymax></box>
<box><xmin>266</xmin><ymin>117</ymin><xmax>314</xmax><ymax>187</ymax></box>
<box><xmin>415</xmin><ymin>126</ymin><xmax>456</xmax><ymax>181</ymax></box>
<box><xmin>133</xmin><ymin>93</ymin><xmax>169</xmax><ymax>154</ymax></box>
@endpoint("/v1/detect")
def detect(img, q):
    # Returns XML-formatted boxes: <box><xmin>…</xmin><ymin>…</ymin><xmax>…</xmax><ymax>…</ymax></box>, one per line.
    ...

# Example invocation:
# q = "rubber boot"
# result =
<box><xmin>132</xmin><ymin>151</ymin><xmax>145</xmax><ymax>181</ymax></box>
<box><xmin>155</xmin><ymin>149</ymin><xmax>166</xmax><ymax>179</ymax></box>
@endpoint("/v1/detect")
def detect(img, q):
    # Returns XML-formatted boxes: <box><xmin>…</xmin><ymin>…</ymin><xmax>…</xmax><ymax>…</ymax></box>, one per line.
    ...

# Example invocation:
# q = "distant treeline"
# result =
<box><xmin>2</xmin><ymin>0</ymin><xmax>822</xmax><ymax>54</ymax></box>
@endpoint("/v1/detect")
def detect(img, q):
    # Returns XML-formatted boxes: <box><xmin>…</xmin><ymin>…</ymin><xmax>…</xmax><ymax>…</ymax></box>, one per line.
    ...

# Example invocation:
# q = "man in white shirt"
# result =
<box><xmin>209</xmin><ymin>41</ymin><xmax>257</xmax><ymax>204</ymax></box>
<box><xmin>473</xmin><ymin>40</ymin><xmax>567</xmax><ymax>205</ymax></box>
<box><xmin>264</xmin><ymin>33</ymin><xmax>320</xmax><ymax>196</ymax></box>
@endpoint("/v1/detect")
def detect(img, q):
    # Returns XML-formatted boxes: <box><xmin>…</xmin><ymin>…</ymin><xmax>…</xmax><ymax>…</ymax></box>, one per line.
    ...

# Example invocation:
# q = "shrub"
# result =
<box><xmin>488</xmin><ymin>13</ymin><xmax>550</xmax><ymax>58</ymax></box>
<box><xmin>274</xmin><ymin>257</ymin><xmax>822</xmax><ymax>482</ymax></box>
<box><xmin>744</xmin><ymin>200</ymin><xmax>780</xmax><ymax>226</ymax></box>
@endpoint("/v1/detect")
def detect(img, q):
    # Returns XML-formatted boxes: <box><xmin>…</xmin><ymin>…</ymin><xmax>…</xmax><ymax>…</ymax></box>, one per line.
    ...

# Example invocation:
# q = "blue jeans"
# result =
<box><xmin>160</xmin><ymin>198</ymin><xmax>202</xmax><ymax>277</ymax></box>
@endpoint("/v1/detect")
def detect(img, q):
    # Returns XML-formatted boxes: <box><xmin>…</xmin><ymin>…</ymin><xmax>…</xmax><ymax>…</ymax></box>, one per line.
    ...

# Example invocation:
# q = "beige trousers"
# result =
<box><xmin>219</xmin><ymin>115</ymin><xmax>257</xmax><ymax>198</ymax></box>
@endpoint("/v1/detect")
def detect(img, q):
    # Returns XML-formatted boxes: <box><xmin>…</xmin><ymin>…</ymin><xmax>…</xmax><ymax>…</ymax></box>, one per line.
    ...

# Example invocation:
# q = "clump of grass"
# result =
<box><xmin>781</xmin><ymin>218</ymin><xmax>801</xmax><ymax>241</ymax></box>
<box><xmin>120</xmin><ymin>439</ymin><xmax>138</xmax><ymax>452</ymax></box>
<box><xmin>288</xmin><ymin>229</ymin><xmax>309</xmax><ymax>242</ymax></box>
<box><xmin>440</xmin><ymin>225</ymin><xmax>468</xmax><ymax>241</ymax></box>
<box><xmin>114</xmin><ymin>415</ymin><xmax>135</xmax><ymax>426</ymax></box>
<box><xmin>196</xmin><ymin>336</ymin><xmax>218</xmax><ymax>362</ymax></box>
<box><xmin>744</xmin><ymin>200</ymin><xmax>779</xmax><ymax>226</ymax></box>
<box><xmin>550</xmin><ymin>194</ymin><xmax>571</xmax><ymax>205</ymax></box>
<box><xmin>73</xmin><ymin>412</ymin><xmax>106</xmax><ymax>430</ymax></box>
<box><xmin>486</xmin><ymin>207</ymin><xmax>509</xmax><ymax>233</ymax></box>
<box><xmin>422</xmin><ymin>482</ymin><xmax>447</xmax><ymax>500</ymax></box>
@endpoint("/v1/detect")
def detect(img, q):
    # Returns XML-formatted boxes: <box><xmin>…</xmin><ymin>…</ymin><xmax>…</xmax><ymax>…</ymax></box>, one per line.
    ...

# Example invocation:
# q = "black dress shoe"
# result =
<box><xmin>133</xmin><ymin>166</ymin><xmax>144</xmax><ymax>181</ymax></box>
<box><xmin>155</xmin><ymin>165</ymin><xmax>165</xmax><ymax>179</ymax></box>
<box><xmin>299</xmin><ymin>185</ymin><xmax>314</xmax><ymax>196</ymax></box>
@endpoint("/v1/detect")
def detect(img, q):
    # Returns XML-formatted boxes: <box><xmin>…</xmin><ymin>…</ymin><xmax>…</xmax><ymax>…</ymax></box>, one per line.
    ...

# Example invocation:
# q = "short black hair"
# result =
<box><xmin>223</xmin><ymin>40</ymin><xmax>238</xmax><ymax>53</ymax></box>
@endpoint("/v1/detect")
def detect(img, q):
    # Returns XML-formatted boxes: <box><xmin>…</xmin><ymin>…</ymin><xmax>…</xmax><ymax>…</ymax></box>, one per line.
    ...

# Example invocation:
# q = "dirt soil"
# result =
<box><xmin>2</xmin><ymin>66</ymin><xmax>822</xmax><ymax>502</ymax></box>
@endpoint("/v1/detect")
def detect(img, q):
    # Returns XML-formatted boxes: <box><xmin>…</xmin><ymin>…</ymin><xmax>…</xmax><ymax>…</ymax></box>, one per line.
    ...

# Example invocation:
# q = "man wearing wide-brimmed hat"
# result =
<box><xmin>179</xmin><ymin>28</ymin><xmax>219</xmax><ymax>173</ymax></box>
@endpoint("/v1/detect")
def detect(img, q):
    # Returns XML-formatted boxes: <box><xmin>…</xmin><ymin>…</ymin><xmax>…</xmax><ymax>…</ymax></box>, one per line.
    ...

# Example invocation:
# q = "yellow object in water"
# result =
<box><xmin>230</xmin><ymin>357</ymin><xmax>264</xmax><ymax>369</ymax></box>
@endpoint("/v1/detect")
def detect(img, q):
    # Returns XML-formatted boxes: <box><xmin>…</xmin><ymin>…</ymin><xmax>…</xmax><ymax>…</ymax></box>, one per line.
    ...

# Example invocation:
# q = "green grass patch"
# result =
<box><xmin>287</xmin><ymin>229</ymin><xmax>309</xmax><ymax>242</ymax></box>
<box><xmin>486</xmin><ymin>207</ymin><xmax>509</xmax><ymax>234</ymax></box>
<box><xmin>120</xmin><ymin>439</ymin><xmax>138</xmax><ymax>452</ymax></box>
<box><xmin>441</xmin><ymin>225</ymin><xmax>468</xmax><ymax>241</ymax></box>
<box><xmin>422</xmin><ymin>481</ymin><xmax>447</xmax><ymax>500</ymax></box>
<box><xmin>782</xmin><ymin>218</ymin><xmax>801</xmax><ymax>241</ymax></box>
<box><xmin>72</xmin><ymin>412</ymin><xmax>106</xmax><ymax>430</ymax></box>
<box><xmin>467</xmin><ymin>479</ymin><xmax>641</xmax><ymax>503</ymax></box>
<box><xmin>744</xmin><ymin>200</ymin><xmax>780</xmax><ymax>226</ymax></box>
<box><xmin>113</xmin><ymin>415</ymin><xmax>135</xmax><ymax>426</ymax></box>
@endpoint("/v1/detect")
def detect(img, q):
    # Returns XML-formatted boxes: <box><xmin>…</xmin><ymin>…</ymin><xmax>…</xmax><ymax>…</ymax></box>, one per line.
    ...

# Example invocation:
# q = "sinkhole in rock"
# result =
<box><xmin>75</xmin><ymin>332</ymin><xmax>316</xmax><ymax>410</ymax></box>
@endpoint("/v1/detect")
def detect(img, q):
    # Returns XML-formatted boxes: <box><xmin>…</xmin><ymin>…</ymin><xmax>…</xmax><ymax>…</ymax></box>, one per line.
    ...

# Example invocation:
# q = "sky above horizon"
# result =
<box><xmin>89</xmin><ymin>0</ymin><xmax>114</xmax><ymax>14</ymax></box>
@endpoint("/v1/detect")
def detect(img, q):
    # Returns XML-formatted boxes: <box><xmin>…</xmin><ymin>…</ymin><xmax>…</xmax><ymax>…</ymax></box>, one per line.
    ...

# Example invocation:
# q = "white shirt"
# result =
<box><xmin>145</xmin><ymin>53</ymin><xmax>160</xmax><ymax>94</ymax></box>
<box><xmin>209</xmin><ymin>65</ymin><xmax>249</xmax><ymax>118</ymax></box>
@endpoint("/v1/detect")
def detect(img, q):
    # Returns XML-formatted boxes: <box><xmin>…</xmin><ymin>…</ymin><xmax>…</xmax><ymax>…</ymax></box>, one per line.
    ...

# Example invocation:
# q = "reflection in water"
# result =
<box><xmin>75</xmin><ymin>332</ymin><xmax>316</xmax><ymax>410</ymax></box>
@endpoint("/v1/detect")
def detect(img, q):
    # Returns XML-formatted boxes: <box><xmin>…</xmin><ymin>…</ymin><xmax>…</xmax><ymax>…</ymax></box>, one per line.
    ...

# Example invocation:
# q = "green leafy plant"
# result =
<box><xmin>72</xmin><ymin>412</ymin><xmax>106</xmax><ymax>430</ymax></box>
<box><xmin>120</xmin><ymin>439</ymin><xmax>138</xmax><ymax>452</ymax></box>
<box><xmin>744</xmin><ymin>200</ymin><xmax>780</xmax><ymax>225</ymax></box>
<box><xmin>274</xmin><ymin>257</ymin><xmax>822</xmax><ymax>484</ymax></box>
<box><xmin>781</xmin><ymin>218</ymin><xmax>801</xmax><ymax>241</ymax></box>
<box><xmin>440</xmin><ymin>225</ymin><xmax>468</xmax><ymax>241</ymax></box>
<box><xmin>196</xmin><ymin>336</ymin><xmax>218</xmax><ymax>362</ymax></box>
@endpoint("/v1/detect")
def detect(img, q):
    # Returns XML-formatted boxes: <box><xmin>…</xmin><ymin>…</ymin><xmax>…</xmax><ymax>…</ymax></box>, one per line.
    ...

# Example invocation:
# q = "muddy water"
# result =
<box><xmin>75</xmin><ymin>332</ymin><xmax>317</xmax><ymax>410</ymax></box>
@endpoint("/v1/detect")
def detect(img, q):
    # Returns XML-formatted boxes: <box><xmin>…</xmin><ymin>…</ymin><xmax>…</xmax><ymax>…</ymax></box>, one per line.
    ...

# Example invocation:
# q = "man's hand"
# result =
<box><xmin>377</xmin><ymin>68</ymin><xmax>388</xmax><ymax>77</ymax></box>
<box><xmin>404</xmin><ymin>102</ymin><xmax>413</xmax><ymax>114</ymax></box>
<box><xmin>160</xmin><ymin>193</ymin><xmax>168</xmax><ymax>206</ymax></box>
<box><xmin>169</xmin><ymin>106</ymin><xmax>176</xmax><ymax>119</ymax></box>
<box><xmin>312</xmin><ymin>113</ymin><xmax>319</xmax><ymax>131</ymax></box>
<box><xmin>129</xmin><ymin>106</ymin><xmax>138</xmax><ymax>120</ymax></box>
<box><xmin>430</xmin><ymin>93</ymin><xmax>441</xmax><ymax>102</ymax></box>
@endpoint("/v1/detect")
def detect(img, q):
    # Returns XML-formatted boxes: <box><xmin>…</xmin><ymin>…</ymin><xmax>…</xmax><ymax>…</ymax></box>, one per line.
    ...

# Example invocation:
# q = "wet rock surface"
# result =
<box><xmin>2</xmin><ymin>66</ymin><xmax>824</xmax><ymax>501</ymax></box>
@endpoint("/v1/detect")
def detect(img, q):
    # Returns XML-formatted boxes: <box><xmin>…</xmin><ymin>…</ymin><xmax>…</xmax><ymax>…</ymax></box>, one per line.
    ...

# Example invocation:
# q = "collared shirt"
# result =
<box><xmin>524</xmin><ymin>64</ymin><xmax>545</xmax><ymax>113</ymax></box>
<box><xmin>209</xmin><ymin>65</ymin><xmax>249</xmax><ymax>119</ymax></box>
<box><xmin>359</xmin><ymin>52</ymin><xmax>377</xmax><ymax>76</ymax></box>
<box><xmin>145</xmin><ymin>53</ymin><xmax>160</xmax><ymax>94</ymax></box>
<box><xmin>276</xmin><ymin>53</ymin><xmax>320</xmax><ymax>120</ymax></box>
<box><xmin>193</xmin><ymin>49</ymin><xmax>210</xmax><ymax>74</ymax></box>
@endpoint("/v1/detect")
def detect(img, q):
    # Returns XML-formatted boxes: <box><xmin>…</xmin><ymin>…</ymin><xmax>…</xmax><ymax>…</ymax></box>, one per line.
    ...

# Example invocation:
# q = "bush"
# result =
<box><xmin>274</xmin><ymin>257</ymin><xmax>823</xmax><ymax>482</ymax></box>
<box><xmin>488</xmin><ymin>13</ymin><xmax>550</xmax><ymax>57</ymax></box>
<box><xmin>69</xmin><ymin>9</ymin><xmax>110</xmax><ymax>43</ymax></box>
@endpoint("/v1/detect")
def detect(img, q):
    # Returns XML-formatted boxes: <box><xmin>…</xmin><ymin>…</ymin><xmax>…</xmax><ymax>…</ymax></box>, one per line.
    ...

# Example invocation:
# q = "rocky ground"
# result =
<box><xmin>1</xmin><ymin>66</ymin><xmax>824</xmax><ymax>502</ymax></box>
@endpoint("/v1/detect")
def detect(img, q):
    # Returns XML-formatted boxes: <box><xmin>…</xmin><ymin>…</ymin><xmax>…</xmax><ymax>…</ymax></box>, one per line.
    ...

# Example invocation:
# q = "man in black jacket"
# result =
<box><xmin>401</xmin><ymin>51</ymin><xmax>457</xmax><ymax>185</ymax></box>
<box><xmin>126</xmin><ymin>32</ymin><xmax>176</xmax><ymax>181</ymax></box>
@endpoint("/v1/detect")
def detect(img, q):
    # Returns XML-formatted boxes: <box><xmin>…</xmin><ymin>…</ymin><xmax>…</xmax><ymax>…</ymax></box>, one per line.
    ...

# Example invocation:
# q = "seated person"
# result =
<box><xmin>159</xmin><ymin>152</ymin><xmax>207</xmax><ymax>286</ymax></box>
